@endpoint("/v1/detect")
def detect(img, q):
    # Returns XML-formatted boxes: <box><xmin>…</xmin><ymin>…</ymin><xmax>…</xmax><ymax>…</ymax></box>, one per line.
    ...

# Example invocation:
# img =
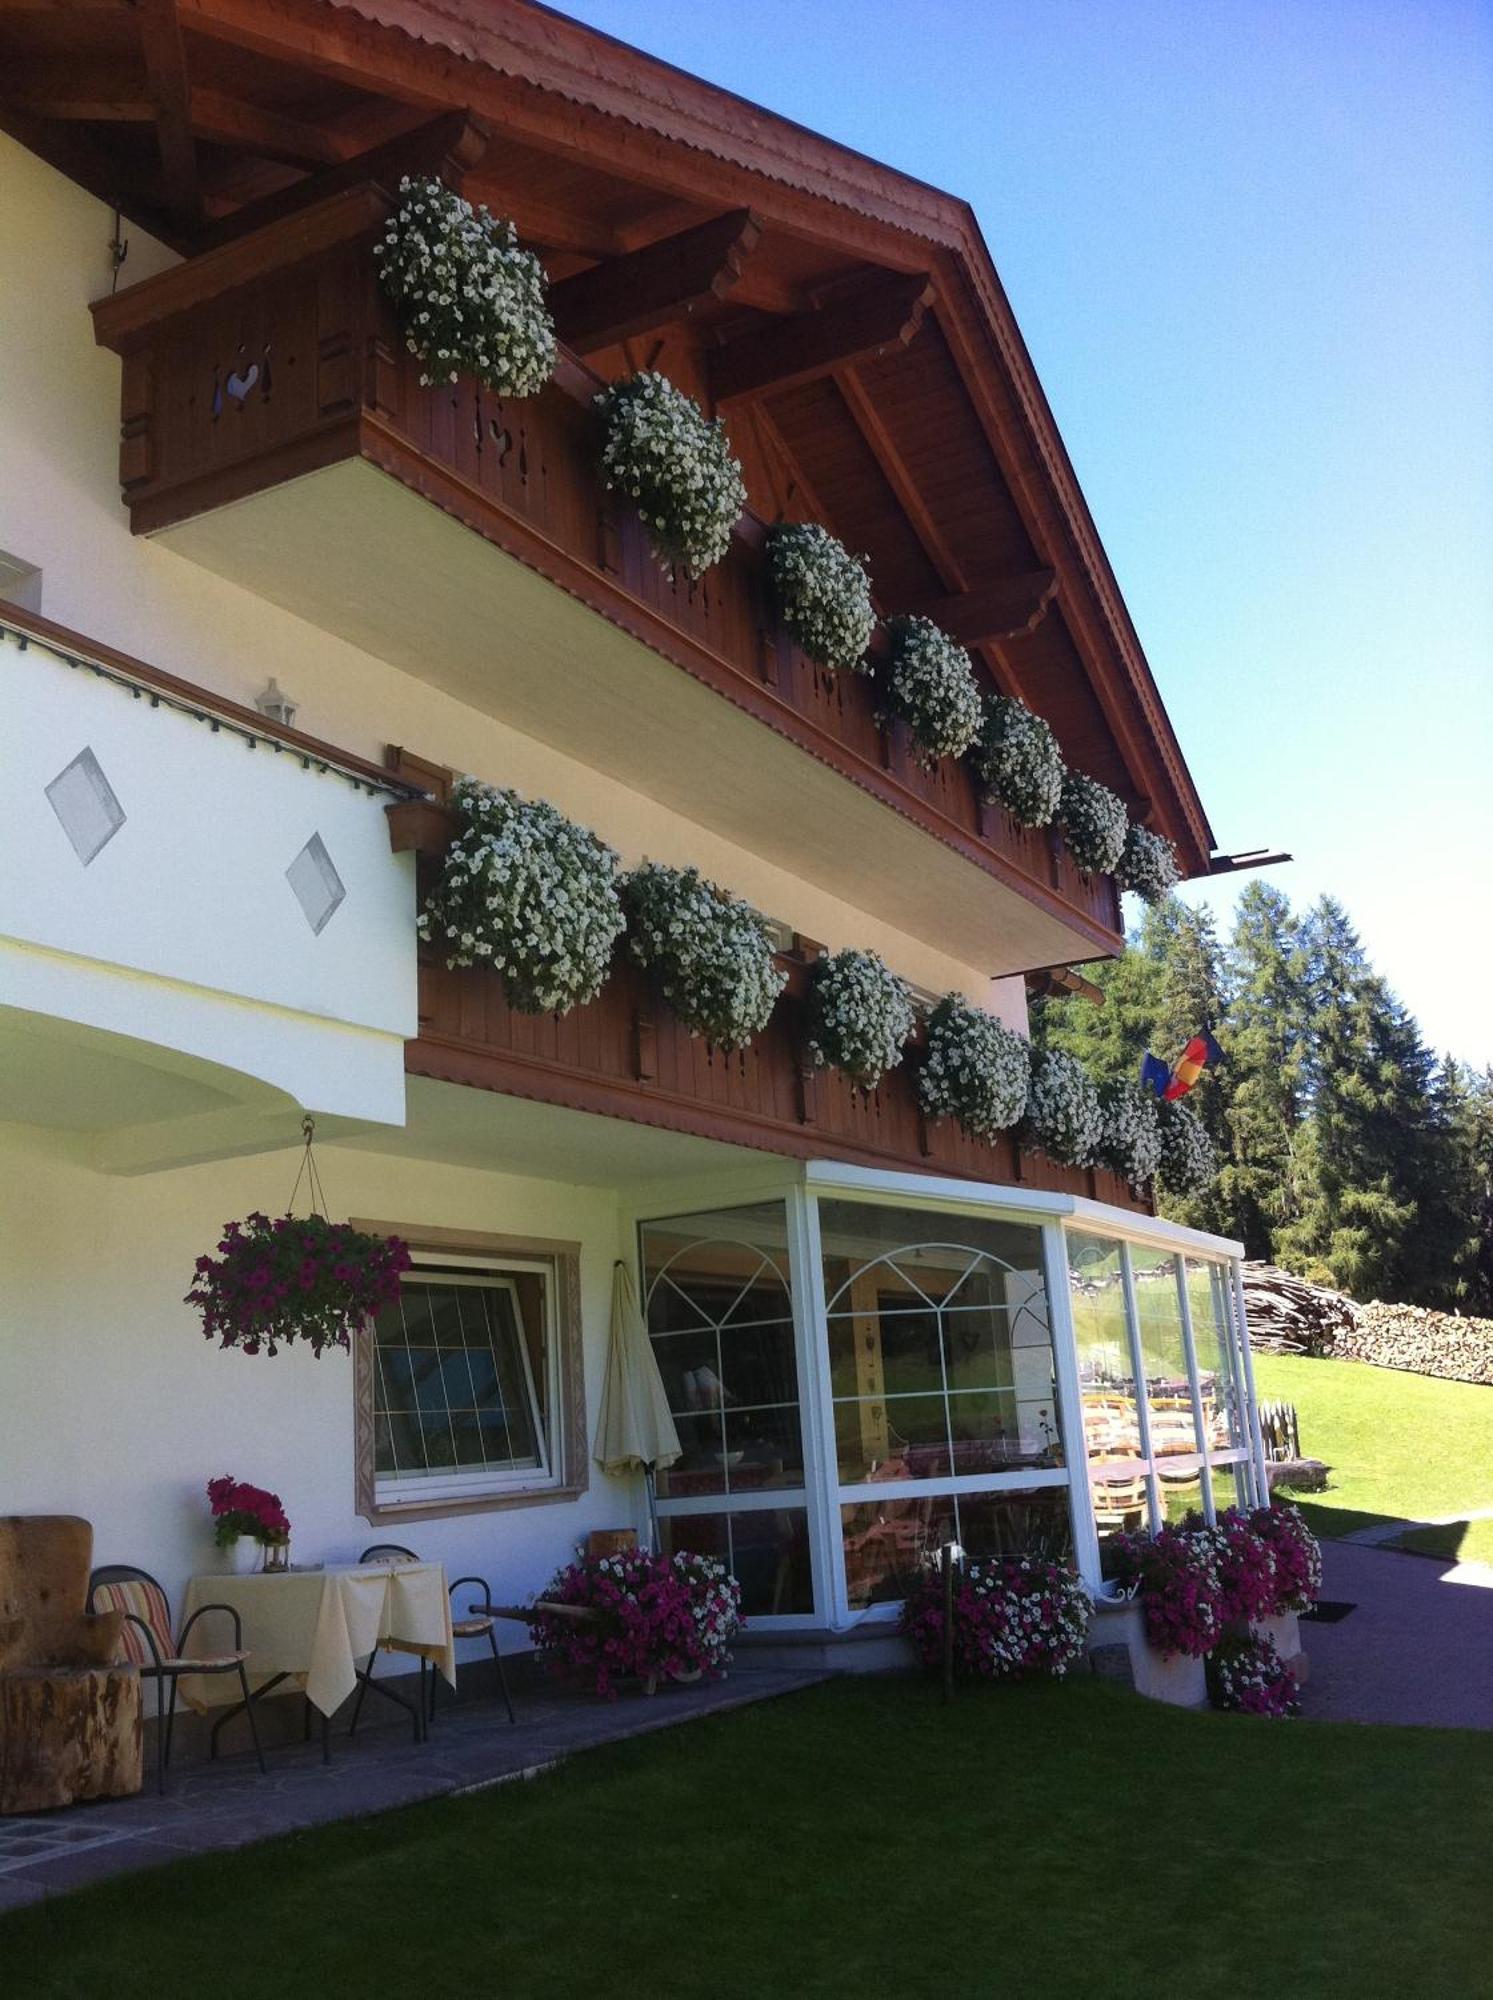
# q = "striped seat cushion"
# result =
<box><xmin>92</xmin><ymin>1579</ymin><xmax>173</xmax><ymax>1667</ymax></box>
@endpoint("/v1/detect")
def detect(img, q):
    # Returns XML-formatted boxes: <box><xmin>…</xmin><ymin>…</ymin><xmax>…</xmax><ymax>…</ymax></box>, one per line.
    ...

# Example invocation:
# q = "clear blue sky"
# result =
<box><xmin>559</xmin><ymin>0</ymin><xmax>1493</xmax><ymax>1066</ymax></box>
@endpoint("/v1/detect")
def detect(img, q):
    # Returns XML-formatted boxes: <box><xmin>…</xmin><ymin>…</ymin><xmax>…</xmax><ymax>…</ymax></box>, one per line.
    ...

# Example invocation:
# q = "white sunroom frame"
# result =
<box><xmin>626</xmin><ymin>1158</ymin><xmax>1267</xmax><ymax>1635</ymax></box>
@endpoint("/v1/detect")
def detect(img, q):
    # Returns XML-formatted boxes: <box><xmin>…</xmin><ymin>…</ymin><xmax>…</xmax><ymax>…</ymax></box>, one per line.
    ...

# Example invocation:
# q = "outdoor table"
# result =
<box><xmin>178</xmin><ymin>1562</ymin><xmax>456</xmax><ymax>1758</ymax></box>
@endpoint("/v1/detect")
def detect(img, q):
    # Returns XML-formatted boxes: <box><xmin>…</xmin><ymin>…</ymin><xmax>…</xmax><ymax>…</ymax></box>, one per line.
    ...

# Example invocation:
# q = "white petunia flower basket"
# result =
<box><xmin>623</xmin><ymin>859</ymin><xmax>785</xmax><ymax>1050</ymax></box>
<box><xmin>805</xmin><ymin>948</ymin><xmax>915</xmax><ymax>1089</ymax></box>
<box><xmin>1096</xmin><ymin>1079</ymin><xmax>1163</xmax><ymax>1187</ymax></box>
<box><xmin>419</xmin><ymin>777</ymin><xmax>624</xmax><ymax>1014</ymax></box>
<box><xmin>374</xmin><ymin>176</ymin><xmax>556</xmax><ymax>397</ymax></box>
<box><xmin>1025</xmin><ymin>1048</ymin><xmax>1103</xmax><ymax>1167</ymax></box>
<box><xmin>764</xmin><ymin>522</ymin><xmax>876</xmax><ymax>674</ymax></box>
<box><xmin>1116</xmin><ymin>824</ymin><xmax>1181</xmax><ymax>905</ymax></box>
<box><xmin>1059</xmin><ymin>771</ymin><xmax>1129</xmax><ymax>876</ymax></box>
<box><xmin>877</xmin><ymin>616</ymin><xmax>982</xmax><ymax>769</ymax></box>
<box><xmin>971</xmin><ymin>695</ymin><xmax>1066</xmax><ymax>827</ymax></box>
<box><xmin>917</xmin><ymin>994</ymin><xmax>1031</xmax><ymax>1139</ymax></box>
<box><xmin>1156</xmin><ymin>1098</ymin><xmax>1217</xmax><ymax>1194</ymax></box>
<box><xmin>595</xmin><ymin>372</ymin><xmax>746</xmax><ymax>578</ymax></box>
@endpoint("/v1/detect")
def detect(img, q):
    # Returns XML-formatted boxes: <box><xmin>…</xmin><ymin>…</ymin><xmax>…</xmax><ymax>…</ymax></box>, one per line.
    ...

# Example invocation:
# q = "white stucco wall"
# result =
<box><xmin>0</xmin><ymin>131</ymin><xmax>1025</xmax><ymax>1017</ymax></box>
<box><xmin>0</xmin><ymin>1127</ymin><xmax>635</xmax><ymax>1658</ymax></box>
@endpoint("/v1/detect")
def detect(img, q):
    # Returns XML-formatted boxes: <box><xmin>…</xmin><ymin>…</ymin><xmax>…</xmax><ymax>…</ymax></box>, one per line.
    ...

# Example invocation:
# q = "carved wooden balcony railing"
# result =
<box><xmin>385</xmin><ymin>807</ymin><xmax>1144</xmax><ymax>1210</ymax></box>
<box><xmin>409</xmin><ymin>941</ymin><xmax>1146</xmax><ymax>1211</ymax></box>
<box><xmin>92</xmin><ymin>184</ymin><xmax>1124</xmax><ymax>963</ymax></box>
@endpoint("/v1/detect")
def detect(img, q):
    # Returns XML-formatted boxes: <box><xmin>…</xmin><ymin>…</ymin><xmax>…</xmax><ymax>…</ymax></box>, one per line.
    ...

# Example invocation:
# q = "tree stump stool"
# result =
<box><xmin>0</xmin><ymin>1665</ymin><xmax>142</xmax><ymax>1813</ymax></box>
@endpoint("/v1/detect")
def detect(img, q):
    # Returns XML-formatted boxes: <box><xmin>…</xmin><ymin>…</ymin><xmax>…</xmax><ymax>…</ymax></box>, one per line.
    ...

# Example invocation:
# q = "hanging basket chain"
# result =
<box><xmin>285</xmin><ymin>1113</ymin><xmax>332</xmax><ymax>1220</ymax></box>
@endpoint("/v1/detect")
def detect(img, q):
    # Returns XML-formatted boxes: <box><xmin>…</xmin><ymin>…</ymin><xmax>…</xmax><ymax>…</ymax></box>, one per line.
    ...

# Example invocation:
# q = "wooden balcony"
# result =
<box><xmin>92</xmin><ymin>184</ymin><xmax>1123</xmax><ymax>976</ymax></box>
<box><xmin>410</xmin><ymin>946</ymin><xmax>1145</xmax><ymax>1211</ymax></box>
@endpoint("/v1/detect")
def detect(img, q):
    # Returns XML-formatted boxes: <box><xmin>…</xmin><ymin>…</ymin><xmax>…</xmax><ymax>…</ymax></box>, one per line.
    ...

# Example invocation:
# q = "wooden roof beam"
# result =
<box><xmin>550</xmin><ymin>208</ymin><xmax>761</xmax><ymax>354</ymax></box>
<box><xmin>833</xmin><ymin>362</ymin><xmax>966</xmax><ymax>594</ymax></box>
<box><xmin>188</xmin><ymin>87</ymin><xmax>345</xmax><ymax>169</ymax></box>
<box><xmin>0</xmin><ymin>58</ymin><xmax>153</xmax><ymax>123</ymax></box>
<box><xmin>908</xmin><ymin>570</ymin><xmax>1058</xmax><ymax>645</ymax></box>
<box><xmin>710</xmin><ymin>270</ymin><xmax>934</xmax><ymax>409</ymax></box>
<box><xmin>194</xmin><ymin>108</ymin><xmax>489</xmax><ymax>250</ymax></box>
<box><xmin>138</xmin><ymin>0</ymin><xmax>201</xmax><ymax>226</ymax></box>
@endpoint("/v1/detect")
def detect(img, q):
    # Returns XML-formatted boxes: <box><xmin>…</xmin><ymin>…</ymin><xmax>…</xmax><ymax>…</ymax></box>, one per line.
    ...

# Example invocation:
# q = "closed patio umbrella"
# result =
<box><xmin>594</xmin><ymin>1259</ymin><xmax>681</xmax><ymax>1550</ymax></box>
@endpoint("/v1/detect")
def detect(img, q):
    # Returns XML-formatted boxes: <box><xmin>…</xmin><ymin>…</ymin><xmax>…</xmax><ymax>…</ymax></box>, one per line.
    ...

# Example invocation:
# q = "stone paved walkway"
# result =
<box><xmin>0</xmin><ymin>1667</ymin><xmax>824</xmax><ymax>1912</ymax></box>
<box><xmin>1340</xmin><ymin>1503</ymin><xmax>1493</xmax><ymax>1547</ymax></box>
<box><xmin>1302</xmin><ymin>1539</ymin><xmax>1493</xmax><ymax>1728</ymax></box>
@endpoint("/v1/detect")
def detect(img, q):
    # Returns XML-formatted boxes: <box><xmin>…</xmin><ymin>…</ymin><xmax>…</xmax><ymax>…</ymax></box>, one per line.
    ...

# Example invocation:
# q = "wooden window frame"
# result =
<box><xmin>352</xmin><ymin>1219</ymin><xmax>588</xmax><ymax>1526</ymax></box>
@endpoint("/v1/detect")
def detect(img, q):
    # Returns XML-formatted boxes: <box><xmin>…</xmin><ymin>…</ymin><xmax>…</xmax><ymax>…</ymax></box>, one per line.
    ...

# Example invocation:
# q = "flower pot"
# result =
<box><xmin>1088</xmin><ymin>1598</ymin><xmax>1207</xmax><ymax>1707</ymax></box>
<box><xmin>223</xmin><ymin>1537</ymin><xmax>262</xmax><ymax>1576</ymax></box>
<box><xmin>1252</xmin><ymin>1609</ymin><xmax>1308</xmax><ymax>1681</ymax></box>
<box><xmin>385</xmin><ymin>798</ymin><xmax>458</xmax><ymax>857</ymax></box>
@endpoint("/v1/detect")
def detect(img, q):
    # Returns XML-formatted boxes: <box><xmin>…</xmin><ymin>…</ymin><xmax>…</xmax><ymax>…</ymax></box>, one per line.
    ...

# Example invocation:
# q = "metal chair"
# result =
<box><xmin>352</xmin><ymin>1543</ymin><xmax>515</xmax><ymax>1732</ymax></box>
<box><xmin>88</xmin><ymin>1564</ymin><xmax>265</xmax><ymax>1793</ymax></box>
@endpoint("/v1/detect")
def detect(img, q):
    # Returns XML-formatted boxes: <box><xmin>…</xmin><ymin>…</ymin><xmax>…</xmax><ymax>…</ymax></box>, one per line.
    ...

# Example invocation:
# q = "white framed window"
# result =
<box><xmin>353</xmin><ymin>1223</ymin><xmax>585</xmax><ymax>1523</ymax></box>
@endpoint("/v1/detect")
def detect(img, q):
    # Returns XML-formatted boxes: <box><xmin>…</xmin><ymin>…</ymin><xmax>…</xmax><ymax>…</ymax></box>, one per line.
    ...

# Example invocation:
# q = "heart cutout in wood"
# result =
<box><xmin>226</xmin><ymin>364</ymin><xmax>259</xmax><ymax>402</ymax></box>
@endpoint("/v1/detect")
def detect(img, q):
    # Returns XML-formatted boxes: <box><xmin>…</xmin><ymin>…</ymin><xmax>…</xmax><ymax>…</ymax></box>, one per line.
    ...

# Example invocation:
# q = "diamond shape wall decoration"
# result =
<box><xmin>286</xmin><ymin>832</ymin><xmax>346</xmax><ymax>935</ymax></box>
<box><xmin>45</xmin><ymin>746</ymin><xmax>125</xmax><ymax>865</ymax></box>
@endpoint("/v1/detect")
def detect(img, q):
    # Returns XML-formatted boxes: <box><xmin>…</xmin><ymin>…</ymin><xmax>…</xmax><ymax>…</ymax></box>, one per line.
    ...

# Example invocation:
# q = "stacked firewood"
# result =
<box><xmin>1240</xmin><ymin>1263</ymin><xmax>1359</xmax><ymax>1356</ymax></box>
<box><xmin>1335</xmin><ymin>1302</ymin><xmax>1493</xmax><ymax>1387</ymax></box>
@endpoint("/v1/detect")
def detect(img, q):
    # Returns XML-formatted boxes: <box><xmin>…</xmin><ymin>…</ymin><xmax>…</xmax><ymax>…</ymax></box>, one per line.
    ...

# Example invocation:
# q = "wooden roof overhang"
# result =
<box><xmin>0</xmin><ymin>0</ymin><xmax>1215</xmax><ymax>878</ymax></box>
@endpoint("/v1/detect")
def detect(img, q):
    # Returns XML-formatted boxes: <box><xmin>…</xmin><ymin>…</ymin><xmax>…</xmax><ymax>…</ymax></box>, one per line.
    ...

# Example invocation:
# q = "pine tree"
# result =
<box><xmin>1274</xmin><ymin>899</ymin><xmax>1432</xmax><ymax>1299</ymax></box>
<box><xmin>1221</xmin><ymin>883</ymin><xmax>1309</xmax><ymax>1259</ymax></box>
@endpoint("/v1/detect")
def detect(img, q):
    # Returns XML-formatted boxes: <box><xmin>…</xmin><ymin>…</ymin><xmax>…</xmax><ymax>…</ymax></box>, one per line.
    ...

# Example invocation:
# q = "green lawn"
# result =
<box><xmin>1254</xmin><ymin>1352</ymin><xmax>1493</xmax><ymax>1562</ymax></box>
<box><xmin>6</xmin><ymin>1677</ymin><xmax>1493</xmax><ymax>1999</ymax></box>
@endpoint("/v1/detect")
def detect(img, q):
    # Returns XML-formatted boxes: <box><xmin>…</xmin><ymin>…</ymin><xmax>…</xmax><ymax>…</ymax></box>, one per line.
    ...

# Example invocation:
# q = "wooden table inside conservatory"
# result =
<box><xmin>177</xmin><ymin>1563</ymin><xmax>456</xmax><ymax>1751</ymax></box>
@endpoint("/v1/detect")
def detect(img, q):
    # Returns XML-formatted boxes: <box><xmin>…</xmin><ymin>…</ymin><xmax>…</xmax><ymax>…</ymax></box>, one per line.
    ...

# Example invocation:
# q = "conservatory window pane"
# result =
<box><xmin>1158</xmin><ymin>1465</ymin><xmax>1205</xmax><ymax>1526</ymax></box>
<box><xmin>1090</xmin><ymin>1467</ymin><xmax>1151</xmax><ymax>1542</ymax></box>
<box><xmin>1188</xmin><ymin>1258</ymin><xmax>1246</xmax><ymax>1457</ymax></box>
<box><xmin>1209</xmin><ymin>1457</ymin><xmax>1245</xmax><ymax>1516</ymax></box>
<box><xmin>819</xmin><ymin>1200</ymin><xmax>1056</xmax><ymax>1486</ymax></box>
<box><xmin>1130</xmin><ymin>1247</ymin><xmax>1200</xmax><ymax>1459</ymax></box>
<box><xmin>641</xmin><ymin>1203</ymin><xmax>806</xmax><ymax>1522</ymax></box>
<box><xmin>1068</xmin><ymin>1235</ymin><xmax>1144</xmax><ymax>1464</ymax></box>
<box><xmin>659</xmin><ymin>1509</ymin><xmax>814</xmax><ymax>1617</ymax></box>
<box><xmin>840</xmin><ymin>1486</ymin><xmax>1071</xmax><ymax>1611</ymax></box>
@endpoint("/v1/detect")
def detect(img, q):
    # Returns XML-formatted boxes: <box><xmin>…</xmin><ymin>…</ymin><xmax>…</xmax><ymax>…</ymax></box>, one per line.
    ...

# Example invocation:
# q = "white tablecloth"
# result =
<box><xmin>178</xmin><ymin>1562</ymin><xmax>456</xmax><ymax>1718</ymax></box>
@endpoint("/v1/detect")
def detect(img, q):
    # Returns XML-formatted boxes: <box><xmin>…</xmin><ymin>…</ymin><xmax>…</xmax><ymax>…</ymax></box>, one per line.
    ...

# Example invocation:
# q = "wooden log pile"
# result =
<box><xmin>1334</xmin><ymin>1301</ymin><xmax>1493</xmax><ymax>1387</ymax></box>
<box><xmin>1240</xmin><ymin>1264</ymin><xmax>1359</xmax><ymax>1356</ymax></box>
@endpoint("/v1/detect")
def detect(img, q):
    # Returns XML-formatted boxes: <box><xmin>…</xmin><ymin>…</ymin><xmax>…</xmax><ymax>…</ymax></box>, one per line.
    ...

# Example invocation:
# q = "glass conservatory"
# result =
<box><xmin>636</xmin><ymin>1162</ymin><xmax>1264</xmax><ymax>1631</ymax></box>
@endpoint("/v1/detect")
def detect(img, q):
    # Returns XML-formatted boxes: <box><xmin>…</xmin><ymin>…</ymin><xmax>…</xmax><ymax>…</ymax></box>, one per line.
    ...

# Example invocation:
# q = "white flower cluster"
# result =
<box><xmin>671</xmin><ymin>1550</ymin><xmax>743</xmax><ymax>1669</ymax></box>
<box><xmin>764</xmin><ymin>522</ymin><xmax>876</xmax><ymax>674</ymax></box>
<box><xmin>595</xmin><ymin>371</ymin><xmax>746</xmax><ymax>578</ymax></box>
<box><xmin>374</xmin><ymin>176</ymin><xmax>556</xmax><ymax>397</ymax></box>
<box><xmin>1059</xmin><ymin>771</ymin><xmax>1129</xmax><ymax>876</ymax></box>
<box><xmin>1097</xmin><ymin>1079</ymin><xmax>1163</xmax><ymax>1187</ymax></box>
<box><xmin>419</xmin><ymin>777</ymin><xmax>623</xmax><ymax>1014</ymax></box>
<box><xmin>918</xmin><ymin>994</ymin><xmax>1031</xmax><ymax>1139</ymax></box>
<box><xmin>877</xmin><ymin>616</ymin><xmax>982</xmax><ymax>769</ymax></box>
<box><xmin>1116</xmin><ymin>823</ymin><xmax>1181</xmax><ymax>905</ymax></box>
<box><xmin>806</xmin><ymin>948</ymin><xmax>915</xmax><ymax>1089</ymax></box>
<box><xmin>971</xmin><ymin>695</ymin><xmax>1066</xmax><ymax>827</ymax></box>
<box><xmin>956</xmin><ymin>1557</ymin><xmax>1093</xmax><ymax>1679</ymax></box>
<box><xmin>1025</xmin><ymin>1048</ymin><xmax>1103</xmax><ymax>1167</ymax></box>
<box><xmin>623</xmin><ymin>859</ymin><xmax>785</xmax><ymax>1050</ymax></box>
<box><xmin>1156</xmin><ymin>1097</ymin><xmax>1216</xmax><ymax>1195</ymax></box>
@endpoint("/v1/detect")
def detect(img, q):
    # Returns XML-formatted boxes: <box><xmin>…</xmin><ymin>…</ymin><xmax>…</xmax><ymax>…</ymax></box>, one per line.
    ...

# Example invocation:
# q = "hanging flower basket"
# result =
<box><xmin>1096</xmin><ymin>1078</ymin><xmax>1162</xmax><ymax>1187</ymax></box>
<box><xmin>763</xmin><ymin>522</ymin><xmax>876</xmax><ymax>674</ymax></box>
<box><xmin>971</xmin><ymin>695</ymin><xmax>1065</xmax><ymax>827</ymax></box>
<box><xmin>1024</xmin><ymin>1048</ymin><xmax>1103</xmax><ymax>1167</ymax></box>
<box><xmin>805</xmin><ymin>947</ymin><xmax>915</xmax><ymax>1089</ymax></box>
<box><xmin>623</xmin><ymin>860</ymin><xmax>785</xmax><ymax>1049</ymax></box>
<box><xmin>187</xmin><ymin>1212</ymin><xmax>411</xmax><ymax>1358</ymax></box>
<box><xmin>373</xmin><ymin>175</ymin><xmax>556</xmax><ymax>396</ymax></box>
<box><xmin>1116</xmin><ymin>823</ymin><xmax>1181</xmax><ymax>905</ymax></box>
<box><xmin>419</xmin><ymin>776</ymin><xmax>625</xmax><ymax>1015</ymax></box>
<box><xmin>917</xmin><ymin>994</ymin><xmax>1030</xmax><ymax>1140</ymax></box>
<box><xmin>876</xmin><ymin>616</ymin><xmax>982</xmax><ymax>769</ymax></box>
<box><xmin>1058</xmin><ymin>771</ymin><xmax>1128</xmax><ymax>875</ymax></box>
<box><xmin>1156</xmin><ymin>1097</ymin><xmax>1216</xmax><ymax>1194</ymax></box>
<box><xmin>595</xmin><ymin>371</ymin><xmax>746</xmax><ymax>577</ymax></box>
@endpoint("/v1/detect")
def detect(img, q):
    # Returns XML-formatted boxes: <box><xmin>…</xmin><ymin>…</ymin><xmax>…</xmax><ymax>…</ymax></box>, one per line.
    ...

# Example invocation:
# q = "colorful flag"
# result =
<box><xmin>1140</xmin><ymin>1030</ymin><xmax>1223</xmax><ymax>1101</ymax></box>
